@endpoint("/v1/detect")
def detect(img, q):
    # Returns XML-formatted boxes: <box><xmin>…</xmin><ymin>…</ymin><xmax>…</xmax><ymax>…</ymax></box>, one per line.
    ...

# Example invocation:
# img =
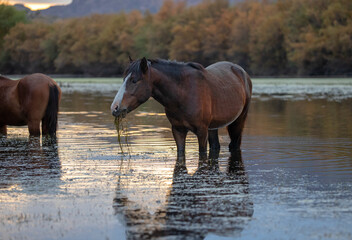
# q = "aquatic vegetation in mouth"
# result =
<box><xmin>114</xmin><ymin>116</ymin><xmax>130</xmax><ymax>154</ymax></box>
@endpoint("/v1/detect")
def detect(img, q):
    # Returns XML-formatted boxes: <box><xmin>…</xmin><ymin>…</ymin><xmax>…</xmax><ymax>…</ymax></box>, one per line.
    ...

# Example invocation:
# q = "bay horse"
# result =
<box><xmin>111</xmin><ymin>57</ymin><xmax>252</xmax><ymax>159</ymax></box>
<box><xmin>0</xmin><ymin>73</ymin><xmax>61</xmax><ymax>137</ymax></box>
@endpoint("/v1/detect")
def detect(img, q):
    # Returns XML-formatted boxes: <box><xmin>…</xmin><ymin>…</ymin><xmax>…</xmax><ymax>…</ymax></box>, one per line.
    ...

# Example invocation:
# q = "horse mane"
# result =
<box><xmin>124</xmin><ymin>60</ymin><xmax>142</xmax><ymax>76</ymax></box>
<box><xmin>149</xmin><ymin>58</ymin><xmax>205</xmax><ymax>82</ymax></box>
<box><xmin>149</xmin><ymin>58</ymin><xmax>204</xmax><ymax>70</ymax></box>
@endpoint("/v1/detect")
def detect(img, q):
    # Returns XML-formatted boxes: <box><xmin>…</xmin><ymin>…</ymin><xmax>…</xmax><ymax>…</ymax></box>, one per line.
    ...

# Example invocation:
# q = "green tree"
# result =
<box><xmin>54</xmin><ymin>15</ymin><xmax>114</xmax><ymax>75</ymax></box>
<box><xmin>1</xmin><ymin>0</ymin><xmax>351</xmax><ymax>76</ymax></box>
<box><xmin>170</xmin><ymin>20</ymin><xmax>203</xmax><ymax>62</ymax></box>
<box><xmin>200</xmin><ymin>4</ymin><xmax>233</xmax><ymax>65</ymax></box>
<box><xmin>283</xmin><ymin>0</ymin><xmax>352</xmax><ymax>75</ymax></box>
<box><xmin>2</xmin><ymin>21</ymin><xmax>53</xmax><ymax>73</ymax></box>
<box><xmin>249</xmin><ymin>3</ymin><xmax>288</xmax><ymax>75</ymax></box>
<box><xmin>170</xmin><ymin>0</ymin><xmax>229</xmax><ymax>63</ymax></box>
<box><xmin>97</xmin><ymin>12</ymin><xmax>143</xmax><ymax>74</ymax></box>
<box><xmin>0</xmin><ymin>4</ymin><xmax>27</xmax><ymax>48</ymax></box>
<box><xmin>146</xmin><ymin>0</ymin><xmax>186</xmax><ymax>59</ymax></box>
<box><xmin>0</xmin><ymin>3</ymin><xmax>27</xmax><ymax>72</ymax></box>
<box><xmin>226</xmin><ymin>5</ymin><xmax>251</xmax><ymax>72</ymax></box>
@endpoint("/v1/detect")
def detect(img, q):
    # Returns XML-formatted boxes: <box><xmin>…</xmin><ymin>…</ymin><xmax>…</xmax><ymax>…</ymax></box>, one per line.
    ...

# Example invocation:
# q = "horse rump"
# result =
<box><xmin>42</xmin><ymin>85</ymin><xmax>59</xmax><ymax>136</ymax></box>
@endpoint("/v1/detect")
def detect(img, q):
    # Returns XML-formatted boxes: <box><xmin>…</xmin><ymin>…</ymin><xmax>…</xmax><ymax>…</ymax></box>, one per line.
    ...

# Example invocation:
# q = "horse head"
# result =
<box><xmin>111</xmin><ymin>57</ymin><xmax>152</xmax><ymax>117</ymax></box>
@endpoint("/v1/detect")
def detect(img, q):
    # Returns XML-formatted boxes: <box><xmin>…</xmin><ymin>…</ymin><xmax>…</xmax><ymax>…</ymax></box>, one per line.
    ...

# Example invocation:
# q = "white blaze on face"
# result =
<box><xmin>111</xmin><ymin>73</ymin><xmax>131</xmax><ymax>113</ymax></box>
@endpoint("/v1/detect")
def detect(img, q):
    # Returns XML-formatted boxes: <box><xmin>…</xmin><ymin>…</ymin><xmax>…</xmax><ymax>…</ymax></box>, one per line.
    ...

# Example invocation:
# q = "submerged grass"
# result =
<box><xmin>114</xmin><ymin>116</ymin><xmax>131</xmax><ymax>155</ymax></box>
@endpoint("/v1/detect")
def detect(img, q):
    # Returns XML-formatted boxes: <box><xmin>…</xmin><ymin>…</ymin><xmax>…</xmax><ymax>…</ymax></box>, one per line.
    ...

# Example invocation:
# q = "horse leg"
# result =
<box><xmin>42</xmin><ymin>120</ymin><xmax>56</xmax><ymax>144</ymax></box>
<box><xmin>208</xmin><ymin>129</ymin><xmax>220</xmax><ymax>159</ymax></box>
<box><xmin>28</xmin><ymin>119</ymin><xmax>41</xmax><ymax>137</ymax></box>
<box><xmin>227</xmin><ymin>103</ymin><xmax>250</xmax><ymax>152</ymax></box>
<box><xmin>227</xmin><ymin>122</ymin><xmax>243</xmax><ymax>152</ymax></box>
<box><xmin>196</xmin><ymin>127</ymin><xmax>208</xmax><ymax>160</ymax></box>
<box><xmin>42</xmin><ymin>118</ymin><xmax>49</xmax><ymax>136</ymax></box>
<box><xmin>172</xmin><ymin>126</ymin><xmax>188</xmax><ymax>161</ymax></box>
<box><xmin>29</xmin><ymin>136</ymin><xmax>41</xmax><ymax>148</ymax></box>
<box><xmin>0</xmin><ymin>125</ymin><xmax>7</xmax><ymax>136</ymax></box>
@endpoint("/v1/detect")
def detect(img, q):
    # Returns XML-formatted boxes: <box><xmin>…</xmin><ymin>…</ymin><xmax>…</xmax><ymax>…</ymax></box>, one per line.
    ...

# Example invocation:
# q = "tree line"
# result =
<box><xmin>0</xmin><ymin>0</ymin><xmax>351</xmax><ymax>76</ymax></box>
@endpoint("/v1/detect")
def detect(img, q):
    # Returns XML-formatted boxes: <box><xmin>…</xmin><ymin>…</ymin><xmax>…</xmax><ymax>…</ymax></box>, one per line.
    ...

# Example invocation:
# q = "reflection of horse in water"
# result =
<box><xmin>0</xmin><ymin>137</ymin><xmax>61</xmax><ymax>191</ymax></box>
<box><xmin>113</xmin><ymin>150</ymin><xmax>253</xmax><ymax>239</ymax></box>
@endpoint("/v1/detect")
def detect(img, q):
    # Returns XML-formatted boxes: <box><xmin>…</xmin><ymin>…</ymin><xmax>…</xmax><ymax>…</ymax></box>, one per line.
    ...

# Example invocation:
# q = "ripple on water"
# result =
<box><xmin>1</xmin><ymin>83</ymin><xmax>352</xmax><ymax>239</ymax></box>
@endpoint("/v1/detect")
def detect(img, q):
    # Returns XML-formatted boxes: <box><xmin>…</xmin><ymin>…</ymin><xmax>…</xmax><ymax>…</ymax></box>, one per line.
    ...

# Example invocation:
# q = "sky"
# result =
<box><xmin>8</xmin><ymin>0</ymin><xmax>71</xmax><ymax>10</ymax></box>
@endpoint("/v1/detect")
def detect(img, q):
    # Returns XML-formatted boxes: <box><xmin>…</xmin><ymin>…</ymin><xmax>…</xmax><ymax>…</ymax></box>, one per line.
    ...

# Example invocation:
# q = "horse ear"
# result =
<box><xmin>129</xmin><ymin>56</ymin><xmax>133</xmax><ymax>63</ymax></box>
<box><xmin>140</xmin><ymin>57</ymin><xmax>148</xmax><ymax>74</ymax></box>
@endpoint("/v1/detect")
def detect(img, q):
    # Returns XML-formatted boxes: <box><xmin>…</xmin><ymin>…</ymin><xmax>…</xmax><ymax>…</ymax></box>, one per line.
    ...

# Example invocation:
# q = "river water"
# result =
<box><xmin>0</xmin><ymin>78</ymin><xmax>351</xmax><ymax>240</ymax></box>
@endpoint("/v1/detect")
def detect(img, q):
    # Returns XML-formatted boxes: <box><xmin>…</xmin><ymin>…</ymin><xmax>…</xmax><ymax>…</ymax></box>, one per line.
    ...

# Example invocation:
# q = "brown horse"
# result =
<box><xmin>111</xmin><ymin>58</ymin><xmax>252</xmax><ymax>159</ymax></box>
<box><xmin>0</xmin><ymin>73</ymin><xmax>61</xmax><ymax>137</ymax></box>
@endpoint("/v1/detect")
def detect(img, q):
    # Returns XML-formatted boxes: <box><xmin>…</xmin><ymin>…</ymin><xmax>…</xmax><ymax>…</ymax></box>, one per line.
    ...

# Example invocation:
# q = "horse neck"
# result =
<box><xmin>0</xmin><ymin>76</ymin><xmax>14</xmax><ymax>100</ymax></box>
<box><xmin>0</xmin><ymin>76</ymin><xmax>11</xmax><ymax>86</ymax></box>
<box><xmin>150</xmin><ymin>67</ymin><xmax>184</xmax><ymax>108</ymax></box>
<box><xmin>0</xmin><ymin>76</ymin><xmax>18</xmax><ymax>87</ymax></box>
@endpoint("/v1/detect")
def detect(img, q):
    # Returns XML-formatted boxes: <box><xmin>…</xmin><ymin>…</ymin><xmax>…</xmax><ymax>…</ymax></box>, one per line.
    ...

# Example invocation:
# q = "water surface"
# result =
<box><xmin>0</xmin><ymin>78</ymin><xmax>351</xmax><ymax>239</ymax></box>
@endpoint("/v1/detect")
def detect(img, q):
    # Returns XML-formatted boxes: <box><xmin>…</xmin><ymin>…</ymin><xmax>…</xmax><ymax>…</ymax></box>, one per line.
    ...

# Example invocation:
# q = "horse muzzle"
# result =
<box><xmin>112</xmin><ymin>108</ymin><xmax>128</xmax><ymax>118</ymax></box>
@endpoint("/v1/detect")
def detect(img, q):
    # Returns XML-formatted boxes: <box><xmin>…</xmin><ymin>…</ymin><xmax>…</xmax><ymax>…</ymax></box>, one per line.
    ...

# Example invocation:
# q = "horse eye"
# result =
<box><xmin>132</xmin><ymin>78</ymin><xmax>138</xmax><ymax>84</ymax></box>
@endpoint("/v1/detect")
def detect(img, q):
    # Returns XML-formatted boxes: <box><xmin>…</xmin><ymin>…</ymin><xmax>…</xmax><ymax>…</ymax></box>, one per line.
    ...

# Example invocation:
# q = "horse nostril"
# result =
<box><xmin>112</xmin><ymin>108</ymin><xmax>119</xmax><ymax>117</ymax></box>
<box><xmin>112</xmin><ymin>108</ymin><xmax>128</xmax><ymax>118</ymax></box>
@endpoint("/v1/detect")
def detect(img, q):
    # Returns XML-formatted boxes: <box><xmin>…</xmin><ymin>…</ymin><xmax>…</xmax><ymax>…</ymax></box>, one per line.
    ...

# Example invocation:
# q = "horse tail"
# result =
<box><xmin>228</xmin><ymin>65</ymin><xmax>252</xmax><ymax>151</ymax></box>
<box><xmin>43</xmin><ymin>85</ymin><xmax>59</xmax><ymax>136</ymax></box>
<box><xmin>227</xmin><ymin>94</ymin><xmax>251</xmax><ymax>150</ymax></box>
<box><xmin>231</xmin><ymin>64</ymin><xmax>252</xmax><ymax>98</ymax></box>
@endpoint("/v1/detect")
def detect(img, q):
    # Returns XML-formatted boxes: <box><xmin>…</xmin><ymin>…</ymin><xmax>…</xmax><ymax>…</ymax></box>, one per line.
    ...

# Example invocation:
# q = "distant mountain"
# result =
<box><xmin>36</xmin><ymin>0</ymin><xmax>243</xmax><ymax>19</ymax></box>
<box><xmin>13</xmin><ymin>3</ymin><xmax>31</xmax><ymax>12</ymax></box>
<box><xmin>14</xmin><ymin>4</ymin><xmax>44</xmax><ymax>19</ymax></box>
<box><xmin>40</xmin><ymin>0</ymin><xmax>162</xmax><ymax>18</ymax></box>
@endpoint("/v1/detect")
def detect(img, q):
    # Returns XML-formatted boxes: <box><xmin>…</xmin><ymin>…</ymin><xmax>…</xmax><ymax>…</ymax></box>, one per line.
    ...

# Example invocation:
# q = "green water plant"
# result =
<box><xmin>114</xmin><ymin>116</ymin><xmax>130</xmax><ymax>155</ymax></box>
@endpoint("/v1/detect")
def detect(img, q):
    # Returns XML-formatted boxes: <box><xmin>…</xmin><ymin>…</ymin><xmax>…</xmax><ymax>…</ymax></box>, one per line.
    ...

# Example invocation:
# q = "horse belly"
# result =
<box><xmin>208</xmin><ymin>104</ymin><xmax>243</xmax><ymax>130</ymax></box>
<box><xmin>0</xmin><ymin>107</ymin><xmax>27</xmax><ymax>126</ymax></box>
<box><xmin>207</xmin><ymin>85</ymin><xmax>245</xmax><ymax>130</ymax></box>
<box><xmin>0</xmin><ymin>87</ymin><xmax>26</xmax><ymax>126</ymax></box>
